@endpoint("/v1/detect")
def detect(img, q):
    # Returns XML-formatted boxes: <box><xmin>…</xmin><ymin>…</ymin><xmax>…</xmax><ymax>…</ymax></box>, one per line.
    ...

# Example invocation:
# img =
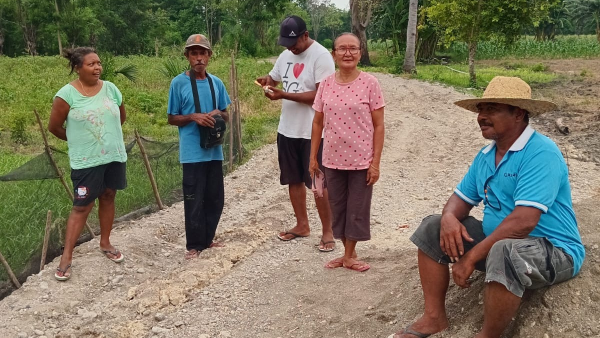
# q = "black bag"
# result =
<box><xmin>189</xmin><ymin>70</ymin><xmax>226</xmax><ymax>149</ymax></box>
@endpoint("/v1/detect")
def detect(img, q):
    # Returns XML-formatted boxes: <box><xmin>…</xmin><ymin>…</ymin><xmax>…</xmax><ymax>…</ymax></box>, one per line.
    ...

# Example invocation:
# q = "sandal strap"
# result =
<box><xmin>102</xmin><ymin>249</ymin><xmax>120</xmax><ymax>256</ymax></box>
<box><xmin>56</xmin><ymin>263</ymin><xmax>71</xmax><ymax>273</ymax></box>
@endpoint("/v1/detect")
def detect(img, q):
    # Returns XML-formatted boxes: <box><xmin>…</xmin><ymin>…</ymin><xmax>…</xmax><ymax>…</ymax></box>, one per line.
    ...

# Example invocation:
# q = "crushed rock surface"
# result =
<box><xmin>0</xmin><ymin>74</ymin><xmax>599</xmax><ymax>338</ymax></box>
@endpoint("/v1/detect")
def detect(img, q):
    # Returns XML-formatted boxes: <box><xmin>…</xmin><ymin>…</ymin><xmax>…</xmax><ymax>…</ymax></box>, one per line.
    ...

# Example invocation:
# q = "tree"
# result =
<box><xmin>322</xmin><ymin>5</ymin><xmax>348</xmax><ymax>41</ymax></box>
<box><xmin>536</xmin><ymin>0</ymin><xmax>572</xmax><ymax>40</ymax></box>
<box><xmin>402</xmin><ymin>0</ymin><xmax>417</xmax><ymax>73</ymax></box>
<box><xmin>305</xmin><ymin>0</ymin><xmax>331</xmax><ymax>41</ymax></box>
<box><xmin>427</xmin><ymin>0</ymin><xmax>555</xmax><ymax>86</ymax></box>
<box><xmin>350</xmin><ymin>0</ymin><xmax>375</xmax><ymax>65</ymax></box>
<box><xmin>567</xmin><ymin>0</ymin><xmax>600</xmax><ymax>42</ymax></box>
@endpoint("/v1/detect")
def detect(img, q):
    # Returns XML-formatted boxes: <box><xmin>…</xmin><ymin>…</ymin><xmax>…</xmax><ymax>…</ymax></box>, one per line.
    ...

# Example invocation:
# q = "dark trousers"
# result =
<box><xmin>182</xmin><ymin>161</ymin><xmax>224</xmax><ymax>251</ymax></box>
<box><xmin>324</xmin><ymin>167</ymin><xmax>373</xmax><ymax>241</ymax></box>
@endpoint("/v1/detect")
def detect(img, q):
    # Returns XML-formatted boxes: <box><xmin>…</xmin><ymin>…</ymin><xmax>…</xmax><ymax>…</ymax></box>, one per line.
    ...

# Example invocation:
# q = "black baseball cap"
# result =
<box><xmin>277</xmin><ymin>15</ymin><xmax>307</xmax><ymax>47</ymax></box>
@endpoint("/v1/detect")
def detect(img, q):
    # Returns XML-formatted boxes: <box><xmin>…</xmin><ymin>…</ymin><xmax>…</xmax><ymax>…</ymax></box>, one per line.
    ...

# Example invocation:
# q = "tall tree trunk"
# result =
<box><xmin>16</xmin><ymin>0</ymin><xmax>38</xmax><ymax>56</ymax></box>
<box><xmin>54</xmin><ymin>0</ymin><xmax>62</xmax><ymax>55</ymax></box>
<box><xmin>402</xmin><ymin>0</ymin><xmax>418</xmax><ymax>74</ymax></box>
<box><xmin>468</xmin><ymin>40</ymin><xmax>477</xmax><ymax>87</ymax></box>
<box><xmin>217</xmin><ymin>21</ymin><xmax>222</xmax><ymax>42</ymax></box>
<box><xmin>155</xmin><ymin>37</ymin><xmax>159</xmax><ymax>57</ymax></box>
<box><xmin>596</xmin><ymin>19</ymin><xmax>600</xmax><ymax>43</ymax></box>
<box><xmin>0</xmin><ymin>31</ymin><xmax>4</xmax><ymax>56</ymax></box>
<box><xmin>350</xmin><ymin>0</ymin><xmax>372</xmax><ymax>66</ymax></box>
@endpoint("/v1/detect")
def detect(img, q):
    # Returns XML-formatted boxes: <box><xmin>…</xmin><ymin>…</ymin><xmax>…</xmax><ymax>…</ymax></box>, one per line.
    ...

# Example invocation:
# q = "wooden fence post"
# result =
<box><xmin>229</xmin><ymin>53</ymin><xmax>236</xmax><ymax>171</ymax></box>
<box><xmin>33</xmin><ymin>110</ymin><xmax>95</xmax><ymax>238</ymax></box>
<box><xmin>0</xmin><ymin>250</ymin><xmax>21</xmax><ymax>289</ymax></box>
<box><xmin>40</xmin><ymin>210</ymin><xmax>52</xmax><ymax>271</ymax></box>
<box><xmin>134</xmin><ymin>130</ymin><xmax>164</xmax><ymax>210</ymax></box>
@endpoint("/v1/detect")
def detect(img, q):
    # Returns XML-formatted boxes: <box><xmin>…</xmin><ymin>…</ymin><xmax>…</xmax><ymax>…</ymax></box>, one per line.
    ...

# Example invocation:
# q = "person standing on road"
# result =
<box><xmin>49</xmin><ymin>47</ymin><xmax>127</xmax><ymax>281</ymax></box>
<box><xmin>167</xmin><ymin>34</ymin><xmax>231</xmax><ymax>260</ymax></box>
<box><xmin>309</xmin><ymin>33</ymin><xmax>385</xmax><ymax>272</ymax></box>
<box><xmin>256</xmin><ymin>15</ymin><xmax>337</xmax><ymax>252</ymax></box>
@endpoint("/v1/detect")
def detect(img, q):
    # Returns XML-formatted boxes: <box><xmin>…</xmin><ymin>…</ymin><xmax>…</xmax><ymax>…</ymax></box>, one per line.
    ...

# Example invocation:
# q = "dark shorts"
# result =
<box><xmin>71</xmin><ymin>161</ymin><xmax>127</xmax><ymax>207</ymax></box>
<box><xmin>277</xmin><ymin>133</ymin><xmax>324</xmax><ymax>189</ymax></box>
<box><xmin>410</xmin><ymin>214</ymin><xmax>576</xmax><ymax>297</ymax></box>
<box><xmin>324</xmin><ymin>168</ymin><xmax>373</xmax><ymax>241</ymax></box>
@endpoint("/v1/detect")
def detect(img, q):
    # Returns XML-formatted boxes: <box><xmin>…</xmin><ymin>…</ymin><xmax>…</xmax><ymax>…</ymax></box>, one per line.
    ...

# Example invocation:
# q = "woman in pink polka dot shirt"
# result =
<box><xmin>309</xmin><ymin>32</ymin><xmax>385</xmax><ymax>272</ymax></box>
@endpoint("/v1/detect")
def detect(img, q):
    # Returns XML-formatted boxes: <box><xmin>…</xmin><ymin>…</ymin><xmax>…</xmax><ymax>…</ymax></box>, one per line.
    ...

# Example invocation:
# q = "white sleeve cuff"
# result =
<box><xmin>515</xmin><ymin>200</ymin><xmax>549</xmax><ymax>213</ymax></box>
<box><xmin>454</xmin><ymin>189</ymin><xmax>479</xmax><ymax>206</ymax></box>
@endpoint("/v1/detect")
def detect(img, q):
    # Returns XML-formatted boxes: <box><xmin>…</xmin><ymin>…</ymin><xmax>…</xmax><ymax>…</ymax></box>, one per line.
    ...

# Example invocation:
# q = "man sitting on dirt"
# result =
<box><xmin>390</xmin><ymin>76</ymin><xmax>585</xmax><ymax>338</ymax></box>
<box><xmin>167</xmin><ymin>34</ymin><xmax>231</xmax><ymax>260</ymax></box>
<box><xmin>256</xmin><ymin>15</ymin><xmax>336</xmax><ymax>252</ymax></box>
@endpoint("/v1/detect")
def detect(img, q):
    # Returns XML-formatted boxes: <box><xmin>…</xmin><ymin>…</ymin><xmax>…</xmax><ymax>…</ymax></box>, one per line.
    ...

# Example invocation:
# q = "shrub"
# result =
<box><xmin>9</xmin><ymin>114</ymin><xmax>30</xmax><ymax>145</ymax></box>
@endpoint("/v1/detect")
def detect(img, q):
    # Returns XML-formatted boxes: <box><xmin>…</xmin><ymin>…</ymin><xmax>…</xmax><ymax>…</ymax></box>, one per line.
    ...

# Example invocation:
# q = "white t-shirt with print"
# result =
<box><xmin>269</xmin><ymin>41</ymin><xmax>335</xmax><ymax>139</ymax></box>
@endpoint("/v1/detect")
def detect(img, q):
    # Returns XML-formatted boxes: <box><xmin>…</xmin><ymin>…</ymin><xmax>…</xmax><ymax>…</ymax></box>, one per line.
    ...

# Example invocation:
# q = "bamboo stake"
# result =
<box><xmin>0</xmin><ymin>250</ymin><xmax>21</xmax><ymax>288</ymax></box>
<box><xmin>233</xmin><ymin>57</ymin><xmax>243</xmax><ymax>162</ymax></box>
<box><xmin>40</xmin><ymin>210</ymin><xmax>52</xmax><ymax>271</ymax></box>
<box><xmin>33</xmin><ymin>110</ymin><xmax>96</xmax><ymax>238</ymax></box>
<box><xmin>228</xmin><ymin>53</ymin><xmax>235</xmax><ymax>171</ymax></box>
<box><xmin>134</xmin><ymin>130</ymin><xmax>164</xmax><ymax>210</ymax></box>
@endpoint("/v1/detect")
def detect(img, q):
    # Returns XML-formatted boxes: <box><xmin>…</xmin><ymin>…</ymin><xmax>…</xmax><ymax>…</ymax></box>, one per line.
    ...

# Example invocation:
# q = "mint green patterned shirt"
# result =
<box><xmin>55</xmin><ymin>81</ymin><xmax>127</xmax><ymax>169</ymax></box>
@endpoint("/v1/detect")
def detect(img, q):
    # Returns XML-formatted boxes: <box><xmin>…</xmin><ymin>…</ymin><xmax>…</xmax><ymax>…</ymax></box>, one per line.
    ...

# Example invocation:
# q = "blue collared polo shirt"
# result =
<box><xmin>455</xmin><ymin>126</ymin><xmax>585</xmax><ymax>275</ymax></box>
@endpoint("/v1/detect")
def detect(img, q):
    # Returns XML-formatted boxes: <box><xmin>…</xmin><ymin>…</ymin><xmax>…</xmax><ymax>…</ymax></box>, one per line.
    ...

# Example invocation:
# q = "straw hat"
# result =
<box><xmin>454</xmin><ymin>76</ymin><xmax>557</xmax><ymax>116</ymax></box>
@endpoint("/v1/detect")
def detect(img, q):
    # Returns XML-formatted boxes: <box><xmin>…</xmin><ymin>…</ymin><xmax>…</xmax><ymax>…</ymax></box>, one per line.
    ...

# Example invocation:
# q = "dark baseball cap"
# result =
<box><xmin>277</xmin><ymin>15</ymin><xmax>307</xmax><ymax>47</ymax></box>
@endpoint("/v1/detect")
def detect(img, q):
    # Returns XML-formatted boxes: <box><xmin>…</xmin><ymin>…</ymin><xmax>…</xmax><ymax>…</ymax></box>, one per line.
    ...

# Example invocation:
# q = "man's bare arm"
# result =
<box><xmin>464</xmin><ymin>206</ymin><xmax>541</xmax><ymax>263</ymax></box>
<box><xmin>265</xmin><ymin>82</ymin><xmax>320</xmax><ymax>106</ymax></box>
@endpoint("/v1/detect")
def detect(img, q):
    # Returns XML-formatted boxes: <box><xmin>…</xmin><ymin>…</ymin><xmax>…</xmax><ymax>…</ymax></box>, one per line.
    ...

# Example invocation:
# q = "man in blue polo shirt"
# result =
<box><xmin>167</xmin><ymin>34</ymin><xmax>231</xmax><ymax>260</ymax></box>
<box><xmin>389</xmin><ymin>76</ymin><xmax>585</xmax><ymax>338</ymax></box>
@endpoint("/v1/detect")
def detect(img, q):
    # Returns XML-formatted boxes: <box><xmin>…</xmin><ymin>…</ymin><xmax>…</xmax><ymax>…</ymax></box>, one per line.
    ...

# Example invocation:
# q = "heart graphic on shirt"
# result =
<box><xmin>293</xmin><ymin>63</ymin><xmax>305</xmax><ymax>78</ymax></box>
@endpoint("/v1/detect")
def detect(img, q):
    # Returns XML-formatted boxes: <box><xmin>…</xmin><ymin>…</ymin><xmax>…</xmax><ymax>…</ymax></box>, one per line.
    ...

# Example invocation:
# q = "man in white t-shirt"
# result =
<box><xmin>256</xmin><ymin>15</ymin><xmax>336</xmax><ymax>252</ymax></box>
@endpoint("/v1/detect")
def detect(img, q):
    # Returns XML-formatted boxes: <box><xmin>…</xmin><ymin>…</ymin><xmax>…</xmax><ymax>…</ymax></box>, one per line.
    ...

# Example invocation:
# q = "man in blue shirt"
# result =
<box><xmin>167</xmin><ymin>34</ymin><xmax>231</xmax><ymax>260</ymax></box>
<box><xmin>389</xmin><ymin>77</ymin><xmax>585</xmax><ymax>338</ymax></box>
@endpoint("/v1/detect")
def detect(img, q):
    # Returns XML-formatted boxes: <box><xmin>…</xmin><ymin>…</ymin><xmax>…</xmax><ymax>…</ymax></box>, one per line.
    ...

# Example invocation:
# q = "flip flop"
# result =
<box><xmin>101</xmin><ymin>249</ymin><xmax>125</xmax><ymax>263</ymax></box>
<box><xmin>277</xmin><ymin>231</ymin><xmax>308</xmax><ymax>241</ymax></box>
<box><xmin>317</xmin><ymin>239</ymin><xmax>336</xmax><ymax>252</ymax></box>
<box><xmin>344</xmin><ymin>261</ymin><xmax>370</xmax><ymax>272</ymax></box>
<box><xmin>54</xmin><ymin>264</ymin><xmax>72</xmax><ymax>281</ymax></box>
<box><xmin>386</xmin><ymin>326</ymin><xmax>433</xmax><ymax>338</ymax></box>
<box><xmin>324</xmin><ymin>258</ymin><xmax>344</xmax><ymax>269</ymax></box>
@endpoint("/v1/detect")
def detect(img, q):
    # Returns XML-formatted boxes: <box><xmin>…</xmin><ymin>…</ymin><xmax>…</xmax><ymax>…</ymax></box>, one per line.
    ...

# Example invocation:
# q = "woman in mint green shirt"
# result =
<box><xmin>48</xmin><ymin>47</ymin><xmax>127</xmax><ymax>281</ymax></box>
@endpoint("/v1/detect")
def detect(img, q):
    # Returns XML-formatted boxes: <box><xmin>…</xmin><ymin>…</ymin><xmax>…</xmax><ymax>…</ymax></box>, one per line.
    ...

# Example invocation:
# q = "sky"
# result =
<box><xmin>331</xmin><ymin>0</ymin><xmax>349</xmax><ymax>10</ymax></box>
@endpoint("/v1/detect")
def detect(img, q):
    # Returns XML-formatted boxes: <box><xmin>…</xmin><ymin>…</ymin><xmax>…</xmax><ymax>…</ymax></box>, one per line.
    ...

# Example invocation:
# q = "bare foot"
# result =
<box><xmin>318</xmin><ymin>235</ymin><xmax>336</xmax><ymax>251</ymax></box>
<box><xmin>185</xmin><ymin>249</ymin><xmax>199</xmax><ymax>260</ymax></box>
<box><xmin>324</xmin><ymin>257</ymin><xmax>344</xmax><ymax>269</ymax></box>
<box><xmin>391</xmin><ymin>314</ymin><xmax>449</xmax><ymax>338</ymax></box>
<box><xmin>342</xmin><ymin>257</ymin><xmax>370</xmax><ymax>272</ymax></box>
<box><xmin>209</xmin><ymin>241</ymin><xmax>225</xmax><ymax>248</ymax></box>
<box><xmin>277</xmin><ymin>226</ymin><xmax>310</xmax><ymax>240</ymax></box>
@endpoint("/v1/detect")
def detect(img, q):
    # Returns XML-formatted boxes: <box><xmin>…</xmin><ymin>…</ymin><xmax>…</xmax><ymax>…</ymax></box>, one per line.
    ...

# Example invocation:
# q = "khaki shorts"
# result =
<box><xmin>410</xmin><ymin>214</ymin><xmax>575</xmax><ymax>297</ymax></box>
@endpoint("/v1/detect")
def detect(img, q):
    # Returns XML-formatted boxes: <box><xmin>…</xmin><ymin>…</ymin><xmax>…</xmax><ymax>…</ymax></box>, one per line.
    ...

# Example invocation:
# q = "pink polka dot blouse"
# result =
<box><xmin>313</xmin><ymin>72</ymin><xmax>385</xmax><ymax>170</ymax></box>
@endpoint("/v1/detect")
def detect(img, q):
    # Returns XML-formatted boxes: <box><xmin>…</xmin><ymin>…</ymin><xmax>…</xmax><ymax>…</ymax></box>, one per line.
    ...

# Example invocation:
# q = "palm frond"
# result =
<box><xmin>115</xmin><ymin>64</ymin><xmax>138</xmax><ymax>82</ymax></box>
<box><xmin>158</xmin><ymin>58</ymin><xmax>188</xmax><ymax>79</ymax></box>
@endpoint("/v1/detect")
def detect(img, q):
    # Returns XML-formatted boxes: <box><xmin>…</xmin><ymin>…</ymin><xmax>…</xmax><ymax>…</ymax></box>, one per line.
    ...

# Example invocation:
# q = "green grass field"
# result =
<box><xmin>0</xmin><ymin>55</ymin><xmax>281</xmax><ymax>281</ymax></box>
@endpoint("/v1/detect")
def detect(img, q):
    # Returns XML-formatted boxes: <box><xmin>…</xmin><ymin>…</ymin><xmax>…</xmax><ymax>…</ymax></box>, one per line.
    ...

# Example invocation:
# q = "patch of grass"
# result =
<box><xmin>414</xmin><ymin>64</ymin><xmax>558</xmax><ymax>95</ymax></box>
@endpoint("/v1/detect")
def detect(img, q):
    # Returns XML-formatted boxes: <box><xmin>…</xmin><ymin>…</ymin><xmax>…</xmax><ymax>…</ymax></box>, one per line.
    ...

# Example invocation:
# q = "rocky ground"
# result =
<box><xmin>0</xmin><ymin>72</ymin><xmax>598</xmax><ymax>338</ymax></box>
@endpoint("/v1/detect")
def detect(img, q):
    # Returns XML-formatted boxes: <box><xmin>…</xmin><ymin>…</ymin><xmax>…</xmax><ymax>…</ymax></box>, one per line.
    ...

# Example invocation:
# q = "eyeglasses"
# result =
<box><xmin>483</xmin><ymin>175</ymin><xmax>501</xmax><ymax>211</ymax></box>
<box><xmin>334</xmin><ymin>47</ymin><xmax>360</xmax><ymax>55</ymax></box>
